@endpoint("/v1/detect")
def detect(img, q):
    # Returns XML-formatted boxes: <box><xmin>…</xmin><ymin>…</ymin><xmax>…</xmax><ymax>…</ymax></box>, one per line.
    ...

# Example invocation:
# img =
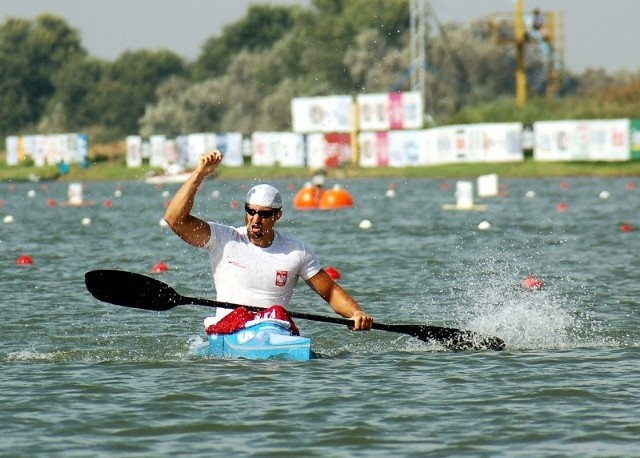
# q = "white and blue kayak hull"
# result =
<box><xmin>198</xmin><ymin>321</ymin><xmax>312</xmax><ymax>361</ymax></box>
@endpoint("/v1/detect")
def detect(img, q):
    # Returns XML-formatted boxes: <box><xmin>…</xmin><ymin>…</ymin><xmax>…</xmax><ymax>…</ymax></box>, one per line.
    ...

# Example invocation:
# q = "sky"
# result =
<box><xmin>2</xmin><ymin>0</ymin><xmax>638</xmax><ymax>74</ymax></box>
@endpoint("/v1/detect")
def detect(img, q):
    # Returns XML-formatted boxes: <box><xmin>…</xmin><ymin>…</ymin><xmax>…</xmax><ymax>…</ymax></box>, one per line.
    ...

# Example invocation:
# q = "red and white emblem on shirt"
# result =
<box><xmin>275</xmin><ymin>270</ymin><xmax>288</xmax><ymax>287</ymax></box>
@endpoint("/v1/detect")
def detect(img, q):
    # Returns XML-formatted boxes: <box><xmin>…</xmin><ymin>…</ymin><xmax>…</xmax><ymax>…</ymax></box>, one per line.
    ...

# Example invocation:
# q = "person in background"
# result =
<box><xmin>532</xmin><ymin>8</ymin><xmax>546</xmax><ymax>39</ymax></box>
<box><xmin>163</xmin><ymin>150</ymin><xmax>373</xmax><ymax>334</ymax></box>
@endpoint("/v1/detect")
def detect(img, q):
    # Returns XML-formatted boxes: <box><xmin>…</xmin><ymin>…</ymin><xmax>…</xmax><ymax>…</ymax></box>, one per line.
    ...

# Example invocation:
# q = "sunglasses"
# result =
<box><xmin>244</xmin><ymin>204</ymin><xmax>280</xmax><ymax>218</ymax></box>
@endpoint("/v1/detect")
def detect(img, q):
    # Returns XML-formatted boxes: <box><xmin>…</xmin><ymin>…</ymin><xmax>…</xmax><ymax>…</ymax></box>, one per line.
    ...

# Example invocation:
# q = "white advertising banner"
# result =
<box><xmin>534</xmin><ymin>119</ymin><xmax>630</xmax><ymax>161</ymax></box>
<box><xmin>126</xmin><ymin>135</ymin><xmax>142</xmax><ymax>168</ymax></box>
<box><xmin>357</xmin><ymin>132</ymin><xmax>389</xmax><ymax>167</ymax></box>
<box><xmin>357</xmin><ymin>123</ymin><xmax>524</xmax><ymax>167</ymax></box>
<box><xmin>357</xmin><ymin>93</ymin><xmax>389</xmax><ymax>132</ymax></box>
<box><xmin>291</xmin><ymin>96</ymin><xmax>353</xmax><ymax>133</ymax></box>
<box><xmin>433</xmin><ymin>126</ymin><xmax>456</xmax><ymax>164</ymax></box>
<box><xmin>388</xmin><ymin>130</ymin><xmax>428</xmax><ymax>166</ymax></box>
<box><xmin>33</xmin><ymin>135</ymin><xmax>46</xmax><ymax>166</ymax></box>
<box><xmin>481</xmin><ymin>123</ymin><xmax>524</xmax><ymax>162</ymax></box>
<box><xmin>186</xmin><ymin>133</ymin><xmax>216</xmax><ymax>168</ymax></box>
<box><xmin>149</xmin><ymin>135</ymin><xmax>166</xmax><ymax>167</ymax></box>
<box><xmin>216</xmin><ymin>132</ymin><xmax>243</xmax><ymax>167</ymax></box>
<box><xmin>424</xmin><ymin>123</ymin><xmax>524</xmax><ymax>165</ymax></box>
<box><xmin>5</xmin><ymin>136</ymin><xmax>18</xmax><ymax>165</ymax></box>
<box><xmin>358</xmin><ymin>132</ymin><xmax>378</xmax><ymax>168</ymax></box>
<box><xmin>251</xmin><ymin>132</ymin><xmax>305</xmax><ymax>166</ymax></box>
<box><xmin>306</xmin><ymin>134</ymin><xmax>328</xmax><ymax>169</ymax></box>
<box><xmin>357</xmin><ymin>91</ymin><xmax>424</xmax><ymax>131</ymax></box>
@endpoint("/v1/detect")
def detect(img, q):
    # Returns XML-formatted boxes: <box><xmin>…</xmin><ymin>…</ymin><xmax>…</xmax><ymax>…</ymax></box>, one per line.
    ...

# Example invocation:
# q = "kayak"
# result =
<box><xmin>197</xmin><ymin>318</ymin><xmax>312</xmax><ymax>361</ymax></box>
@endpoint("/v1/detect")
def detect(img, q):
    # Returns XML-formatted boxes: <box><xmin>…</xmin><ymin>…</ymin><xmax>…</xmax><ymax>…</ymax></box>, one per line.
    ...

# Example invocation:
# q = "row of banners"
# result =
<box><xmin>291</xmin><ymin>92</ymin><xmax>424</xmax><ymax>133</ymax></box>
<box><xmin>5</xmin><ymin>133</ymin><xmax>88</xmax><ymax>166</ymax></box>
<box><xmin>6</xmin><ymin>119</ymin><xmax>640</xmax><ymax>168</ymax></box>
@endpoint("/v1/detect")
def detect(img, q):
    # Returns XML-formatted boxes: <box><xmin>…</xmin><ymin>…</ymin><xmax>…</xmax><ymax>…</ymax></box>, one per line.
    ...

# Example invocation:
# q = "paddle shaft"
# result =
<box><xmin>176</xmin><ymin>294</ymin><xmax>430</xmax><ymax>335</ymax></box>
<box><xmin>84</xmin><ymin>270</ymin><xmax>505</xmax><ymax>351</ymax></box>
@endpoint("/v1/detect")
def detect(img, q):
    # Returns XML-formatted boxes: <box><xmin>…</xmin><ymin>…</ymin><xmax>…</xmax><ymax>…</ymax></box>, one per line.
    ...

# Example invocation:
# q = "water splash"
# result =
<box><xmin>426</xmin><ymin>248</ymin><xmax>617</xmax><ymax>351</ymax></box>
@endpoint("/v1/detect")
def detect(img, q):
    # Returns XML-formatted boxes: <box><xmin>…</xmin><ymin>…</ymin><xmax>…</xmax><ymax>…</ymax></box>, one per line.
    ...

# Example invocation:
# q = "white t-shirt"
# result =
<box><xmin>202</xmin><ymin>222</ymin><xmax>322</xmax><ymax>309</ymax></box>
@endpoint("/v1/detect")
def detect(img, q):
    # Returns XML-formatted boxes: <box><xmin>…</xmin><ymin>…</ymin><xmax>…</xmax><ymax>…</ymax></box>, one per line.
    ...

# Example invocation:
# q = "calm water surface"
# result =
<box><xmin>1</xmin><ymin>177</ymin><xmax>639</xmax><ymax>457</ymax></box>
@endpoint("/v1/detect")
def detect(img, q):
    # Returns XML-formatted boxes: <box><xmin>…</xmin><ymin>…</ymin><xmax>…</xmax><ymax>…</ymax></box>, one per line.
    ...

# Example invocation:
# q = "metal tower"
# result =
<box><xmin>409</xmin><ymin>0</ymin><xmax>427</xmax><ymax>98</ymax></box>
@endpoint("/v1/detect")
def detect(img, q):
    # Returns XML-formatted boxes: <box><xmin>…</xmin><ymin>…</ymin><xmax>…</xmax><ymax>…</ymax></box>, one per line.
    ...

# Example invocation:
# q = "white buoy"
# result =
<box><xmin>478</xmin><ymin>221</ymin><xmax>491</xmax><ymax>231</ymax></box>
<box><xmin>599</xmin><ymin>191</ymin><xmax>610</xmax><ymax>199</ymax></box>
<box><xmin>27</xmin><ymin>190</ymin><xmax>36</xmax><ymax>198</ymax></box>
<box><xmin>385</xmin><ymin>189</ymin><xmax>396</xmax><ymax>198</ymax></box>
<box><xmin>212</xmin><ymin>190</ymin><xmax>221</xmax><ymax>199</ymax></box>
<box><xmin>3</xmin><ymin>215</ymin><xmax>15</xmax><ymax>224</ymax></box>
<box><xmin>455</xmin><ymin>181</ymin><xmax>474</xmax><ymax>209</ymax></box>
<box><xmin>477</xmin><ymin>174</ymin><xmax>499</xmax><ymax>198</ymax></box>
<box><xmin>442</xmin><ymin>180</ymin><xmax>487</xmax><ymax>211</ymax></box>
<box><xmin>525</xmin><ymin>190</ymin><xmax>536</xmax><ymax>198</ymax></box>
<box><xmin>81</xmin><ymin>217</ymin><xmax>91</xmax><ymax>226</ymax></box>
<box><xmin>114</xmin><ymin>189</ymin><xmax>123</xmax><ymax>198</ymax></box>
<box><xmin>162</xmin><ymin>190</ymin><xmax>170</xmax><ymax>198</ymax></box>
<box><xmin>359</xmin><ymin>219</ymin><xmax>372</xmax><ymax>229</ymax></box>
<box><xmin>68</xmin><ymin>183</ymin><xmax>84</xmax><ymax>205</ymax></box>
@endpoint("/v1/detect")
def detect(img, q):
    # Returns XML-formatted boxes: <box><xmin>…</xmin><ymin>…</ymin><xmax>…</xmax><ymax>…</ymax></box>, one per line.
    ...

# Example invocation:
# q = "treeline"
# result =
<box><xmin>2</xmin><ymin>0</ymin><xmax>639</xmax><ymax>143</ymax></box>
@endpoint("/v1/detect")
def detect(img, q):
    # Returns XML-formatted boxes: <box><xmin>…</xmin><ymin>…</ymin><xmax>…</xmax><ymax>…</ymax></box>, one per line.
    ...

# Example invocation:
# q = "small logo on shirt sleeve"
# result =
<box><xmin>275</xmin><ymin>270</ymin><xmax>288</xmax><ymax>287</ymax></box>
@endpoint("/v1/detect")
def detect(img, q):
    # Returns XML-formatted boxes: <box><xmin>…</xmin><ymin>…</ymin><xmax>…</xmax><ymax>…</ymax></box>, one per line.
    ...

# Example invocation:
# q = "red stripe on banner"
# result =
<box><xmin>388</xmin><ymin>92</ymin><xmax>404</xmax><ymax>130</ymax></box>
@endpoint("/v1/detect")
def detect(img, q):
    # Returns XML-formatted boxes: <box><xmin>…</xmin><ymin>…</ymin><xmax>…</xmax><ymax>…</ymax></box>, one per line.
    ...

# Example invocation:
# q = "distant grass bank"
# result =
<box><xmin>2</xmin><ymin>157</ymin><xmax>640</xmax><ymax>183</ymax></box>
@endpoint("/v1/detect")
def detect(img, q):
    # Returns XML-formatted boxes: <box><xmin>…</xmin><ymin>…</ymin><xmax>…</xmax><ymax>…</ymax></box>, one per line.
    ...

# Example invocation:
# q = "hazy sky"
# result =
<box><xmin>2</xmin><ymin>0</ymin><xmax>638</xmax><ymax>74</ymax></box>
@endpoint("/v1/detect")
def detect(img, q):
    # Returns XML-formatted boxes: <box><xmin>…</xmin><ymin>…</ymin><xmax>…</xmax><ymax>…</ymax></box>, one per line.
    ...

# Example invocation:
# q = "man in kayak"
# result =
<box><xmin>164</xmin><ymin>150</ymin><xmax>373</xmax><ymax>333</ymax></box>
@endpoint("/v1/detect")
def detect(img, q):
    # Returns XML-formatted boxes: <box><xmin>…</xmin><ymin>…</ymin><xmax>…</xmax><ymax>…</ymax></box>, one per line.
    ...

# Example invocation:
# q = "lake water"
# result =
<box><xmin>1</xmin><ymin>176</ymin><xmax>639</xmax><ymax>456</ymax></box>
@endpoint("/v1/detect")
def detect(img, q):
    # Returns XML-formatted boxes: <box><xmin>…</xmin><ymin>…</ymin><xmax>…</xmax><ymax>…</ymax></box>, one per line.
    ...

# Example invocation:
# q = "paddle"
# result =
<box><xmin>84</xmin><ymin>269</ymin><xmax>505</xmax><ymax>351</ymax></box>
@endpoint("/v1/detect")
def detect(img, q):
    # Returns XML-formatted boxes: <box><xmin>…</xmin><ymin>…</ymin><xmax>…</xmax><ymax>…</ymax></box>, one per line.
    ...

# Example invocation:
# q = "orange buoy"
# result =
<box><xmin>556</xmin><ymin>202</ymin><xmax>567</xmax><ymax>212</ymax></box>
<box><xmin>620</xmin><ymin>224</ymin><xmax>633</xmax><ymax>232</ymax></box>
<box><xmin>522</xmin><ymin>275</ymin><xmax>544</xmax><ymax>290</ymax></box>
<box><xmin>318</xmin><ymin>185</ymin><xmax>354</xmax><ymax>210</ymax></box>
<box><xmin>151</xmin><ymin>262</ymin><xmax>169</xmax><ymax>273</ymax></box>
<box><xmin>294</xmin><ymin>185</ymin><xmax>323</xmax><ymax>210</ymax></box>
<box><xmin>325</xmin><ymin>266</ymin><xmax>341</xmax><ymax>280</ymax></box>
<box><xmin>47</xmin><ymin>198</ymin><xmax>56</xmax><ymax>207</ymax></box>
<box><xmin>17</xmin><ymin>255</ymin><xmax>34</xmax><ymax>265</ymax></box>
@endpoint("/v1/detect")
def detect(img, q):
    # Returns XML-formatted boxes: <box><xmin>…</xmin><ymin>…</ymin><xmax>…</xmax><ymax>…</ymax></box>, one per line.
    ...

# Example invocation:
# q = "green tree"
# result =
<box><xmin>42</xmin><ymin>57</ymin><xmax>107</xmax><ymax>132</ymax></box>
<box><xmin>193</xmin><ymin>4</ymin><xmax>298</xmax><ymax>80</ymax></box>
<box><xmin>0</xmin><ymin>14</ymin><xmax>86</xmax><ymax>136</ymax></box>
<box><xmin>93</xmin><ymin>49</ymin><xmax>186</xmax><ymax>137</ymax></box>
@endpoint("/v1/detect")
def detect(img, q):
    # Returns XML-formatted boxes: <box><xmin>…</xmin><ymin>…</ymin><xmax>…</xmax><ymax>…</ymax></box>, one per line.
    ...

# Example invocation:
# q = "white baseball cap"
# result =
<box><xmin>245</xmin><ymin>184</ymin><xmax>282</xmax><ymax>209</ymax></box>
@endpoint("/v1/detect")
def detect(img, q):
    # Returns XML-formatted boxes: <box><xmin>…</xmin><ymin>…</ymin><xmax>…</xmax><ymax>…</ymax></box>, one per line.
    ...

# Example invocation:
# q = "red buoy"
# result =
<box><xmin>522</xmin><ymin>275</ymin><xmax>544</xmax><ymax>290</ymax></box>
<box><xmin>17</xmin><ymin>255</ymin><xmax>34</xmax><ymax>265</ymax></box>
<box><xmin>151</xmin><ymin>262</ymin><xmax>169</xmax><ymax>273</ymax></box>
<box><xmin>620</xmin><ymin>224</ymin><xmax>633</xmax><ymax>232</ymax></box>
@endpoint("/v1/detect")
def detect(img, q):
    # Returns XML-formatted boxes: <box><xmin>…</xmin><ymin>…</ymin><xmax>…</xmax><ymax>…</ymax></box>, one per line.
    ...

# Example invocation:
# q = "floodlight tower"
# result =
<box><xmin>488</xmin><ymin>0</ymin><xmax>564</xmax><ymax>106</ymax></box>
<box><xmin>409</xmin><ymin>0</ymin><xmax>427</xmax><ymax>98</ymax></box>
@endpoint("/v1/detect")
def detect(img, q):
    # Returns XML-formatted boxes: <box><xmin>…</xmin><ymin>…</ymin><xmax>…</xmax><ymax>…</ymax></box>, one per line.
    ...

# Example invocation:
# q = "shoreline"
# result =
<box><xmin>3</xmin><ymin>158</ymin><xmax>640</xmax><ymax>183</ymax></box>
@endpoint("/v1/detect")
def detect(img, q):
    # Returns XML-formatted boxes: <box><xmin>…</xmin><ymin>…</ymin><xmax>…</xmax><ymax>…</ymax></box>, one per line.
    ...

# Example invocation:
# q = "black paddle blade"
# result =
<box><xmin>402</xmin><ymin>325</ymin><xmax>505</xmax><ymax>351</ymax></box>
<box><xmin>85</xmin><ymin>269</ymin><xmax>185</xmax><ymax>311</ymax></box>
